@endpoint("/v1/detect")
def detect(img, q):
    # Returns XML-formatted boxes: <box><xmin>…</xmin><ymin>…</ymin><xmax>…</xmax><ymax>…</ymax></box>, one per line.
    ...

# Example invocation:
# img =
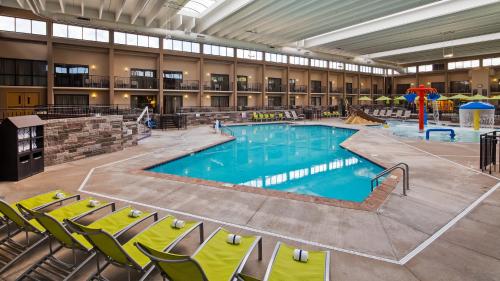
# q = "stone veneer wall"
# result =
<box><xmin>44</xmin><ymin>116</ymin><xmax>138</xmax><ymax>166</ymax></box>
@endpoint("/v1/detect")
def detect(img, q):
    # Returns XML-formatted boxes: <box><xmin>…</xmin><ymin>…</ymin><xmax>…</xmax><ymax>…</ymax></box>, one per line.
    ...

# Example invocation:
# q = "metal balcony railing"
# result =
<box><xmin>164</xmin><ymin>80</ymin><xmax>200</xmax><ymax>90</ymax></box>
<box><xmin>115</xmin><ymin>76</ymin><xmax>159</xmax><ymax>89</ymax></box>
<box><xmin>54</xmin><ymin>74</ymin><xmax>109</xmax><ymax>88</ymax></box>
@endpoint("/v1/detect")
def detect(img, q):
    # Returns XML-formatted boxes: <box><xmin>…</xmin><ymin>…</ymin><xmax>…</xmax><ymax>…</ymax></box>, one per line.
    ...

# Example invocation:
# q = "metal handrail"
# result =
<box><xmin>222</xmin><ymin>126</ymin><xmax>235</xmax><ymax>136</ymax></box>
<box><xmin>371</xmin><ymin>162</ymin><xmax>409</xmax><ymax>196</ymax></box>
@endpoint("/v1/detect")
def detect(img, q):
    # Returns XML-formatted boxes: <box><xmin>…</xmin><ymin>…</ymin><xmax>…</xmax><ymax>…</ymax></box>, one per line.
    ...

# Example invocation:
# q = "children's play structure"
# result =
<box><xmin>459</xmin><ymin>102</ymin><xmax>495</xmax><ymax>130</ymax></box>
<box><xmin>405</xmin><ymin>85</ymin><xmax>439</xmax><ymax>132</ymax></box>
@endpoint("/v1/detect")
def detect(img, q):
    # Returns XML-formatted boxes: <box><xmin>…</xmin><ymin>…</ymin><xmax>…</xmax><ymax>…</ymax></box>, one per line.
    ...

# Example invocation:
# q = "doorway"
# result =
<box><xmin>165</xmin><ymin>96</ymin><xmax>183</xmax><ymax>113</ymax></box>
<box><xmin>7</xmin><ymin>92</ymin><xmax>41</xmax><ymax>116</ymax></box>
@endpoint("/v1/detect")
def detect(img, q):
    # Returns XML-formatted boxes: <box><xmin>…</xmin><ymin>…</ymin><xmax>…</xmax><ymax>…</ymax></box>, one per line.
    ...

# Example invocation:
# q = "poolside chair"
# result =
<box><xmin>66</xmin><ymin>215</ymin><xmax>203</xmax><ymax>281</ymax></box>
<box><xmin>269</xmin><ymin>113</ymin><xmax>275</xmax><ymax>121</ymax></box>
<box><xmin>258</xmin><ymin>113</ymin><xmax>265</xmax><ymax>122</ymax></box>
<box><xmin>277</xmin><ymin>112</ymin><xmax>284</xmax><ymax>120</ymax></box>
<box><xmin>263</xmin><ymin>113</ymin><xmax>270</xmax><ymax>121</ymax></box>
<box><xmin>385</xmin><ymin>109</ymin><xmax>393</xmax><ymax>118</ymax></box>
<box><xmin>402</xmin><ymin>110</ymin><xmax>411</xmax><ymax>120</ymax></box>
<box><xmin>0</xmin><ymin>196</ymin><xmax>108</xmax><ymax>274</ymax></box>
<box><xmin>136</xmin><ymin>227</ymin><xmax>262</xmax><ymax>281</ymax></box>
<box><xmin>291</xmin><ymin>111</ymin><xmax>304</xmax><ymax>120</ymax></box>
<box><xmin>378</xmin><ymin>109</ymin><xmax>386</xmax><ymax>117</ymax></box>
<box><xmin>238</xmin><ymin>242</ymin><xmax>330</xmax><ymax>281</ymax></box>
<box><xmin>364</xmin><ymin>108</ymin><xmax>370</xmax><ymax>115</ymax></box>
<box><xmin>372</xmin><ymin>109</ymin><xmax>380</xmax><ymax>117</ymax></box>
<box><xmin>284</xmin><ymin>111</ymin><xmax>292</xmax><ymax>120</ymax></box>
<box><xmin>394</xmin><ymin>109</ymin><xmax>403</xmax><ymax>119</ymax></box>
<box><xmin>252</xmin><ymin>112</ymin><xmax>259</xmax><ymax>122</ymax></box>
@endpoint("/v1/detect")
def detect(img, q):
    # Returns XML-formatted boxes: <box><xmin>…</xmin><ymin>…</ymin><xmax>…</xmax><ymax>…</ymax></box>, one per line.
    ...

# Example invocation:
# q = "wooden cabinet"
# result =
<box><xmin>0</xmin><ymin>115</ymin><xmax>44</xmax><ymax>181</ymax></box>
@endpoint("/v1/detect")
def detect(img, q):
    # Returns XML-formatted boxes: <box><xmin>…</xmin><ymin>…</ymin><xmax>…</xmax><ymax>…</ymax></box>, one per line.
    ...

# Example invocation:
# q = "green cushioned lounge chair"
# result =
<box><xmin>269</xmin><ymin>113</ymin><xmax>275</xmax><ymax>121</ymax></box>
<box><xmin>278</xmin><ymin>112</ymin><xmax>284</xmax><ymax>120</ymax></box>
<box><xmin>18</xmin><ymin>205</ymin><xmax>158</xmax><ymax>281</ymax></box>
<box><xmin>238</xmin><ymin>242</ymin><xmax>330</xmax><ymax>281</ymax></box>
<box><xmin>252</xmin><ymin>112</ymin><xmax>259</xmax><ymax>122</ymax></box>
<box><xmin>263</xmin><ymin>113</ymin><xmax>270</xmax><ymax>121</ymax></box>
<box><xmin>136</xmin><ymin>227</ymin><xmax>262</xmax><ymax>281</ymax></box>
<box><xmin>0</xmin><ymin>195</ymin><xmax>106</xmax><ymax>274</ymax></box>
<box><xmin>67</xmin><ymin>216</ymin><xmax>203</xmax><ymax>281</ymax></box>
<box><xmin>258</xmin><ymin>113</ymin><xmax>265</xmax><ymax>122</ymax></box>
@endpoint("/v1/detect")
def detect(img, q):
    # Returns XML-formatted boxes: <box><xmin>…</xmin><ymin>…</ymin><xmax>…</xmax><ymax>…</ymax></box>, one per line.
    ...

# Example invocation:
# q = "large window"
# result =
<box><xmin>210</xmin><ymin>96</ymin><xmax>230</xmax><ymax>107</ymax></box>
<box><xmin>0</xmin><ymin>58</ymin><xmax>47</xmax><ymax>86</ymax></box>
<box><xmin>236</xmin><ymin>49</ymin><xmax>262</xmax><ymax>61</ymax></box>
<box><xmin>210</xmin><ymin>74</ymin><xmax>230</xmax><ymax>91</ymax></box>
<box><xmin>329</xmin><ymin>61</ymin><xmax>344</xmax><ymax>70</ymax></box>
<box><xmin>360</xmin><ymin>65</ymin><xmax>371</xmax><ymax>73</ymax></box>
<box><xmin>448</xmin><ymin>60</ymin><xmax>479</xmax><ymax>70</ymax></box>
<box><xmin>203</xmin><ymin>44</ymin><xmax>234</xmax><ymax>57</ymax></box>
<box><xmin>311</xmin><ymin>59</ymin><xmax>327</xmax><ymax>68</ymax></box>
<box><xmin>164</xmin><ymin>39</ymin><xmax>200</xmax><ymax>53</ymax></box>
<box><xmin>54</xmin><ymin>64</ymin><xmax>89</xmax><ymax>87</ymax></box>
<box><xmin>449</xmin><ymin>81</ymin><xmax>470</xmax><ymax>93</ymax></box>
<box><xmin>53</xmin><ymin>23</ymin><xmax>108</xmax><ymax>42</ymax></box>
<box><xmin>129</xmin><ymin>68</ymin><xmax>158</xmax><ymax>89</ymax></box>
<box><xmin>418</xmin><ymin>64</ymin><xmax>432</xmax><ymax>72</ymax></box>
<box><xmin>345</xmin><ymin>63</ymin><xmax>358</xmax><ymax>72</ymax></box>
<box><xmin>405</xmin><ymin>66</ymin><xmax>417</xmax><ymax>73</ymax></box>
<box><xmin>265</xmin><ymin>53</ymin><xmax>287</xmax><ymax>64</ymax></box>
<box><xmin>163</xmin><ymin>71</ymin><xmax>183</xmax><ymax>89</ymax></box>
<box><xmin>483</xmin><ymin>57</ymin><xmax>500</xmax><ymax>67</ymax></box>
<box><xmin>114</xmin><ymin>31</ymin><xmax>158</xmax><ymax>48</ymax></box>
<box><xmin>0</xmin><ymin>16</ymin><xmax>46</xmax><ymax>35</ymax></box>
<box><xmin>373</xmin><ymin>67</ymin><xmax>384</xmax><ymax>75</ymax></box>
<box><xmin>55</xmin><ymin>94</ymin><xmax>89</xmax><ymax>105</ymax></box>
<box><xmin>289</xmin><ymin>56</ymin><xmax>309</xmax><ymax>66</ymax></box>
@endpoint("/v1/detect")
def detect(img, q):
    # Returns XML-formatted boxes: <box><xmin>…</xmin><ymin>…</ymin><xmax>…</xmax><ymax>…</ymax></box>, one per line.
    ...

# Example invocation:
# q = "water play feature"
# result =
<box><xmin>459</xmin><ymin>101</ymin><xmax>495</xmax><ymax>130</ymax></box>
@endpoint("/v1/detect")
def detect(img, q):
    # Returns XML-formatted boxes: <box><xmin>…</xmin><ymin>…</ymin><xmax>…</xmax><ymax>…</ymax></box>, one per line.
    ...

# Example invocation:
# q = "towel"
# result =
<box><xmin>293</xmin><ymin>249</ymin><xmax>309</xmax><ymax>262</ymax></box>
<box><xmin>227</xmin><ymin>234</ymin><xmax>242</xmax><ymax>245</ymax></box>
<box><xmin>171</xmin><ymin>219</ymin><xmax>185</xmax><ymax>229</ymax></box>
<box><xmin>129</xmin><ymin>209</ymin><xmax>142</xmax><ymax>218</ymax></box>
<box><xmin>54</xmin><ymin>192</ymin><xmax>66</xmax><ymax>199</ymax></box>
<box><xmin>88</xmin><ymin>200</ymin><xmax>100</xmax><ymax>207</ymax></box>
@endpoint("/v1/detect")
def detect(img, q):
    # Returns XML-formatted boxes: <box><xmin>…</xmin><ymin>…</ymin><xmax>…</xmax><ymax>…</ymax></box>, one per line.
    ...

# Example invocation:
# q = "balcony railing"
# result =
<box><xmin>347</xmin><ymin>88</ymin><xmax>359</xmax><ymax>94</ymax></box>
<box><xmin>54</xmin><ymin>74</ymin><xmax>109</xmax><ymax>88</ymax></box>
<box><xmin>329</xmin><ymin>86</ymin><xmax>343</xmax><ymax>93</ymax></box>
<box><xmin>311</xmin><ymin>86</ymin><xmax>327</xmax><ymax>93</ymax></box>
<box><xmin>237</xmin><ymin>82</ymin><xmax>261</xmax><ymax>92</ymax></box>
<box><xmin>373</xmin><ymin>89</ymin><xmax>384</xmax><ymax>95</ymax></box>
<box><xmin>115</xmin><ymin>76</ymin><xmax>159</xmax><ymax>89</ymax></box>
<box><xmin>164</xmin><ymin>80</ymin><xmax>200</xmax><ymax>90</ymax></box>
<box><xmin>266</xmin><ymin>84</ymin><xmax>287</xmax><ymax>92</ymax></box>
<box><xmin>0</xmin><ymin>74</ymin><xmax>47</xmax><ymax>87</ymax></box>
<box><xmin>449</xmin><ymin>86</ymin><xmax>471</xmax><ymax>93</ymax></box>
<box><xmin>360</xmin><ymin>88</ymin><xmax>370</xmax><ymax>95</ymax></box>
<box><xmin>203</xmin><ymin>82</ymin><xmax>233</xmax><ymax>91</ymax></box>
<box><xmin>290</xmin><ymin>85</ymin><xmax>307</xmax><ymax>93</ymax></box>
<box><xmin>491</xmin><ymin>84</ymin><xmax>500</xmax><ymax>93</ymax></box>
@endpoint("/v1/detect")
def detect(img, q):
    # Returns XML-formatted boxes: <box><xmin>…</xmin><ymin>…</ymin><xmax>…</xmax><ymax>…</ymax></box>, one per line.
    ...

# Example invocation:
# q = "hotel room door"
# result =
<box><xmin>7</xmin><ymin>92</ymin><xmax>40</xmax><ymax>115</ymax></box>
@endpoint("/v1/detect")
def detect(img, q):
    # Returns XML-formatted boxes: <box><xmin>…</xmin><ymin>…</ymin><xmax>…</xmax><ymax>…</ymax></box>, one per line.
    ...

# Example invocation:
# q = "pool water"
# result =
<box><xmin>148</xmin><ymin>124</ymin><xmax>384</xmax><ymax>202</ymax></box>
<box><xmin>385</xmin><ymin>121</ymin><xmax>490</xmax><ymax>142</ymax></box>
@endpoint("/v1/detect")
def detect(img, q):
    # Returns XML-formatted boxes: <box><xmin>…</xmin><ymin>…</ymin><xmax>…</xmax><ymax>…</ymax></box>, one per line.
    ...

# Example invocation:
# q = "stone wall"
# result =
<box><xmin>44</xmin><ymin>115</ymin><xmax>138</xmax><ymax>166</ymax></box>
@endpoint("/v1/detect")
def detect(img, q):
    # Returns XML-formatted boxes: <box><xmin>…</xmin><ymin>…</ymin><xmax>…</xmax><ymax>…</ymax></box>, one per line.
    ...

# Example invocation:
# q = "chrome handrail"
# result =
<box><xmin>222</xmin><ymin>126</ymin><xmax>235</xmax><ymax>136</ymax></box>
<box><xmin>371</xmin><ymin>162</ymin><xmax>409</xmax><ymax>196</ymax></box>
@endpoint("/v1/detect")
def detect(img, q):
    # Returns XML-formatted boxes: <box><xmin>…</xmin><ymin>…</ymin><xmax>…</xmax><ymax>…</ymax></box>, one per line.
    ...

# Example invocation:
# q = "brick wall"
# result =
<box><xmin>44</xmin><ymin>116</ymin><xmax>138</xmax><ymax>166</ymax></box>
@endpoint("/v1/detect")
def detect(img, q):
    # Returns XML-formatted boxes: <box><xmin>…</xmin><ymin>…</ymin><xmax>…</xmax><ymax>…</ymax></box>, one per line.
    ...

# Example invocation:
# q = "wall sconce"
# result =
<box><xmin>265</xmin><ymin>77</ymin><xmax>268</xmax><ymax>80</ymax></box>
<box><xmin>91</xmin><ymin>92</ymin><xmax>97</xmax><ymax>98</ymax></box>
<box><xmin>361</xmin><ymin>83</ymin><xmax>364</xmax><ymax>86</ymax></box>
<box><xmin>493</xmin><ymin>78</ymin><xmax>498</xmax><ymax>82</ymax></box>
<box><xmin>184</xmin><ymin>94</ymin><xmax>188</xmax><ymax>98</ymax></box>
<box><xmin>248</xmin><ymin>95</ymin><xmax>252</xmax><ymax>99</ymax></box>
<box><xmin>206</xmin><ymin>95</ymin><xmax>210</xmax><ymax>99</ymax></box>
<box><xmin>206</xmin><ymin>73</ymin><xmax>210</xmax><ymax>76</ymax></box>
<box><xmin>427</xmin><ymin>82</ymin><xmax>431</xmax><ymax>85</ymax></box>
<box><xmin>124</xmin><ymin>93</ymin><xmax>129</xmax><ymax>99</ymax></box>
<box><xmin>184</xmin><ymin>71</ymin><xmax>189</xmax><ymax>75</ymax></box>
<box><xmin>295</xmin><ymin>95</ymin><xmax>299</xmax><ymax>99</ymax></box>
<box><xmin>91</xmin><ymin>65</ymin><xmax>96</xmax><ymax>70</ymax></box>
<box><xmin>296</xmin><ymin>79</ymin><xmax>300</xmax><ymax>82</ymax></box>
<box><xmin>124</xmin><ymin>67</ymin><xmax>129</xmax><ymax>72</ymax></box>
<box><xmin>248</xmin><ymin>76</ymin><xmax>252</xmax><ymax>79</ymax></box>
<box><xmin>410</xmin><ymin>82</ymin><xmax>415</xmax><ymax>86</ymax></box>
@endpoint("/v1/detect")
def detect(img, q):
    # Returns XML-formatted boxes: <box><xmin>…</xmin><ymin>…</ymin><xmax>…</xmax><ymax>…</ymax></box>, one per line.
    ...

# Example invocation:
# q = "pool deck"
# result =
<box><xmin>1</xmin><ymin>119</ymin><xmax>499</xmax><ymax>280</ymax></box>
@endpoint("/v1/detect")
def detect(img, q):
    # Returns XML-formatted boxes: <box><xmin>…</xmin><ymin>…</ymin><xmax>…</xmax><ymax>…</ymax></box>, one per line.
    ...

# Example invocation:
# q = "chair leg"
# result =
<box><xmin>199</xmin><ymin>223</ymin><xmax>205</xmax><ymax>244</ymax></box>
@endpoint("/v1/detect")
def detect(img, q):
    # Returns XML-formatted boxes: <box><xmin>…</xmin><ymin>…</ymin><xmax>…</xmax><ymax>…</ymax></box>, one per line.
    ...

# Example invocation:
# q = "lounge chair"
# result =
<box><xmin>0</xmin><ymin>190</ymin><xmax>74</xmax><ymax>221</ymax></box>
<box><xmin>0</xmin><ymin>196</ymin><xmax>109</xmax><ymax>274</ymax></box>
<box><xmin>258</xmin><ymin>113</ymin><xmax>265</xmax><ymax>122</ymax></box>
<box><xmin>263</xmin><ymin>113</ymin><xmax>270</xmax><ymax>121</ymax></box>
<box><xmin>284</xmin><ymin>111</ymin><xmax>292</xmax><ymax>120</ymax></box>
<box><xmin>394</xmin><ymin>109</ymin><xmax>403</xmax><ymax>118</ymax></box>
<box><xmin>277</xmin><ymin>112</ymin><xmax>284</xmax><ymax>120</ymax></box>
<box><xmin>136</xmin><ymin>227</ymin><xmax>263</xmax><ymax>281</ymax></box>
<box><xmin>67</xmin><ymin>215</ymin><xmax>203</xmax><ymax>281</ymax></box>
<box><xmin>402</xmin><ymin>110</ymin><xmax>411</xmax><ymax>120</ymax></box>
<box><xmin>378</xmin><ymin>109</ymin><xmax>386</xmax><ymax>117</ymax></box>
<box><xmin>364</xmin><ymin>108</ymin><xmax>370</xmax><ymax>115</ymax></box>
<box><xmin>238</xmin><ymin>242</ymin><xmax>330</xmax><ymax>281</ymax></box>
<box><xmin>385</xmin><ymin>109</ymin><xmax>393</xmax><ymax>118</ymax></box>
<box><xmin>269</xmin><ymin>113</ymin><xmax>275</xmax><ymax>121</ymax></box>
<box><xmin>291</xmin><ymin>111</ymin><xmax>304</xmax><ymax>120</ymax></box>
<box><xmin>252</xmin><ymin>112</ymin><xmax>259</xmax><ymax>122</ymax></box>
<box><xmin>372</xmin><ymin>109</ymin><xmax>380</xmax><ymax>117</ymax></box>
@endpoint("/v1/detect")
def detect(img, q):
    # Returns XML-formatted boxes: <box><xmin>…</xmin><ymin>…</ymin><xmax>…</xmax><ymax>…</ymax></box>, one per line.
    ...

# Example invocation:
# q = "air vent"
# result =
<box><xmin>77</xmin><ymin>16</ymin><xmax>90</xmax><ymax>21</ymax></box>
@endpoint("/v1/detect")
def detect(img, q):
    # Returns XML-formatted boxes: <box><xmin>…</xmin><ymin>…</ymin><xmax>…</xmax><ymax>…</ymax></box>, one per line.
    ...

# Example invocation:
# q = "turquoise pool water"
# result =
<box><xmin>148</xmin><ymin>124</ymin><xmax>384</xmax><ymax>202</ymax></box>
<box><xmin>385</xmin><ymin>121</ymin><xmax>491</xmax><ymax>142</ymax></box>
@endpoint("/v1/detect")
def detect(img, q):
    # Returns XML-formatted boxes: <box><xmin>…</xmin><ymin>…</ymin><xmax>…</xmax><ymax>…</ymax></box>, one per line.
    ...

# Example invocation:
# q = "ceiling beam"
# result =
<box><xmin>98</xmin><ymin>0</ymin><xmax>105</xmax><ymax>19</ymax></box>
<box><xmin>364</xmin><ymin>32</ymin><xmax>500</xmax><ymax>58</ymax></box>
<box><xmin>25</xmin><ymin>0</ymin><xmax>39</xmax><ymax>14</ymax></box>
<box><xmin>131</xmin><ymin>0</ymin><xmax>151</xmax><ymax>25</ymax></box>
<box><xmin>196</xmin><ymin>0</ymin><xmax>255</xmax><ymax>33</ymax></box>
<box><xmin>115</xmin><ymin>0</ymin><xmax>129</xmax><ymax>22</ymax></box>
<box><xmin>37</xmin><ymin>0</ymin><xmax>45</xmax><ymax>10</ymax></box>
<box><xmin>301</xmin><ymin>0</ymin><xmax>500</xmax><ymax>48</ymax></box>
<box><xmin>15</xmin><ymin>0</ymin><xmax>24</xmax><ymax>8</ymax></box>
<box><xmin>58</xmin><ymin>0</ymin><xmax>64</xmax><ymax>13</ymax></box>
<box><xmin>146</xmin><ymin>0</ymin><xmax>165</xmax><ymax>27</ymax></box>
<box><xmin>80</xmin><ymin>0</ymin><xmax>84</xmax><ymax>16</ymax></box>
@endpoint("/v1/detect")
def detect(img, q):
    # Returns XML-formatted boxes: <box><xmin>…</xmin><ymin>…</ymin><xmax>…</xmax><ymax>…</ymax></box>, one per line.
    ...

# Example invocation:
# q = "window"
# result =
<box><xmin>360</xmin><ymin>65</ymin><xmax>371</xmax><ymax>73</ymax></box>
<box><xmin>163</xmin><ymin>39</ymin><xmax>201</xmax><ymax>53</ymax></box>
<box><xmin>0</xmin><ymin>16</ymin><xmax>46</xmax><ymax>35</ymax></box>
<box><xmin>345</xmin><ymin>63</ymin><xmax>358</xmax><ymax>72</ymax></box>
<box><xmin>54</xmin><ymin>64</ymin><xmax>89</xmax><ymax>87</ymax></box>
<box><xmin>373</xmin><ymin>67</ymin><xmax>384</xmax><ymax>75</ymax></box>
<box><xmin>0</xmin><ymin>58</ymin><xmax>47</xmax><ymax>86</ymax></box>
<box><xmin>329</xmin><ymin>61</ymin><xmax>344</xmax><ymax>70</ymax></box>
<box><xmin>483</xmin><ymin>57</ymin><xmax>500</xmax><ymax>67</ymax></box>
<box><xmin>418</xmin><ymin>64</ymin><xmax>432</xmax><ymax>72</ymax></box>
<box><xmin>163</xmin><ymin>71</ymin><xmax>183</xmax><ymax>89</ymax></box>
<box><xmin>265</xmin><ymin>53</ymin><xmax>287</xmax><ymax>64</ymax></box>
<box><xmin>203</xmin><ymin>44</ymin><xmax>234</xmax><ymax>57</ymax></box>
<box><xmin>311</xmin><ymin>59</ymin><xmax>327</xmax><ymax>68</ymax></box>
<box><xmin>114</xmin><ymin>31</ymin><xmax>158</xmax><ymax>48</ymax></box>
<box><xmin>405</xmin><ymin>66</ymin><xmax>417</xmax><ymax>73</ymax></box>
<box><xmin>211</xmin><ymin>96</ymin><xmax>230</xmax><ymax>107</ymax></box>
<box><xmin>289</xmin><ymin>56</ymin><xmax>309</xmax><ymax>66</ymax></box>
<box><xmin>237</xmin><ymin>49</ymin><xmax>262</xmax><ymax>60</ymax></box>
<box><xmin>448</xmin><ymin>60</ymin><xmax>479</xmax><ymax>70</ymax></box>
<box><xmin>53</xmin><ymin>23</ymin><xmax>109</xmax><ymax>42</ymax></box>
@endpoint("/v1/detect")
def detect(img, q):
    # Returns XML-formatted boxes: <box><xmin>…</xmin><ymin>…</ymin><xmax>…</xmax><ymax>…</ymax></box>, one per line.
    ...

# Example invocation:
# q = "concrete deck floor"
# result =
<box><xmin>0</xmin><ymin>119</ymin><xmax>499</xmax><ymax>281</ymax></box>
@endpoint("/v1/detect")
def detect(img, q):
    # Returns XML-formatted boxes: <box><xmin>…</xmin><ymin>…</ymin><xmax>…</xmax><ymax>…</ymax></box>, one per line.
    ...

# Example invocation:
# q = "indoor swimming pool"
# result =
<box><xmin>148</xmin><ymin>124</ymin><xmax>384</xmax><ymax>202</ymax></box>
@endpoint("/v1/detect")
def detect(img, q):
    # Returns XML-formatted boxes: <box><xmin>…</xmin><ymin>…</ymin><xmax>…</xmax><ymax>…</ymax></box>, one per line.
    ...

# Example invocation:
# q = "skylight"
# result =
<box><xmin>178</xmin><ymin>0</ymin><xmax>217</xmax><ymax>18</ymax></box>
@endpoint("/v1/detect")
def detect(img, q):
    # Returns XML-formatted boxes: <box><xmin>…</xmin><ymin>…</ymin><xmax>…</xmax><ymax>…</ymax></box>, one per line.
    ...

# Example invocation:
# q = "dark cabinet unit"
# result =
<box><xmin>0</xmin><ymin>115</ymin><xmax>44</xmax><ymax>181</ymax></box>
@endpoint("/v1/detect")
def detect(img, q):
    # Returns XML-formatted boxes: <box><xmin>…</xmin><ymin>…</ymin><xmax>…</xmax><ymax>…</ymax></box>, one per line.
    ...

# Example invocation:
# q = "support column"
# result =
<box><xmin>158</xmin><ymin>40</ymin><xmax>164</xmax><ymax>114</ymax></box>
<box><xmin>370</xmin><ymin>75</ymin><xmax>373</xmax><ymax>99</ymax></box>
<box><xmin>326</xmin><ymin>71</ymin><xmax>330</xmax><ymax>106</ymax></box>
<box><xmin>445</xmin><ymin>69</ymin><xmax>449</xmax><ymax>94</ymax></box>
<box><xmin>108</xmin><ymin>47</ymin><xmax>115</xmax><ymax>106</ymax></box>
<box><xmin>233</xmin><ymin>59</ymin><xmax>237</xmax><ymax>109</ymax></box>
<box><xmin>342</xmin><ymin>72</ymin><xmax>346</xmax><ymax>99</ymax></box>
<box><xmin>307</xmin><ymin>69</ymin><xmax>311</xmax><ymax>106</ymax></box>
<box><xmin>199</xmin><ymin>58</ymin><xmax>204</xmax><ymax>107</ymax></box>
<box><xmin>47</xmin><ymin>20</ymin><xmax>54</xmax><ymax>105</ymax></box>
<box><xmin>357</xmin><ymin>73</ymin><xmax>361</xmax><ymax>104</ymax></box>
<box><xmin>285</xmin><ymin>66</ymin><xmax>290</xmax><ymax>108</ymax></box>
<box><xmin>262</xmin><ymin>64</ymin><xmax>266</xmax><ymax>108</ymax></box>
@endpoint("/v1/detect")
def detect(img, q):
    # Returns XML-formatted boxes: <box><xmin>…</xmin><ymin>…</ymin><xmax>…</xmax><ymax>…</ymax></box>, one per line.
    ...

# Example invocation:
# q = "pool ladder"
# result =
<box><xmin>371</xmin><ymin>162</ymin><xmax>410</xmax><ymax>196</ymax></box>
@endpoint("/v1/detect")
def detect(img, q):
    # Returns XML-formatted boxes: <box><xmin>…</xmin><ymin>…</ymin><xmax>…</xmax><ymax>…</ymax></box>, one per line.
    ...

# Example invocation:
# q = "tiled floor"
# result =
<box><xmin>0</xmin><ymin>119</ymin><xmax>499</xmax><ymax>280</ymax></box>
